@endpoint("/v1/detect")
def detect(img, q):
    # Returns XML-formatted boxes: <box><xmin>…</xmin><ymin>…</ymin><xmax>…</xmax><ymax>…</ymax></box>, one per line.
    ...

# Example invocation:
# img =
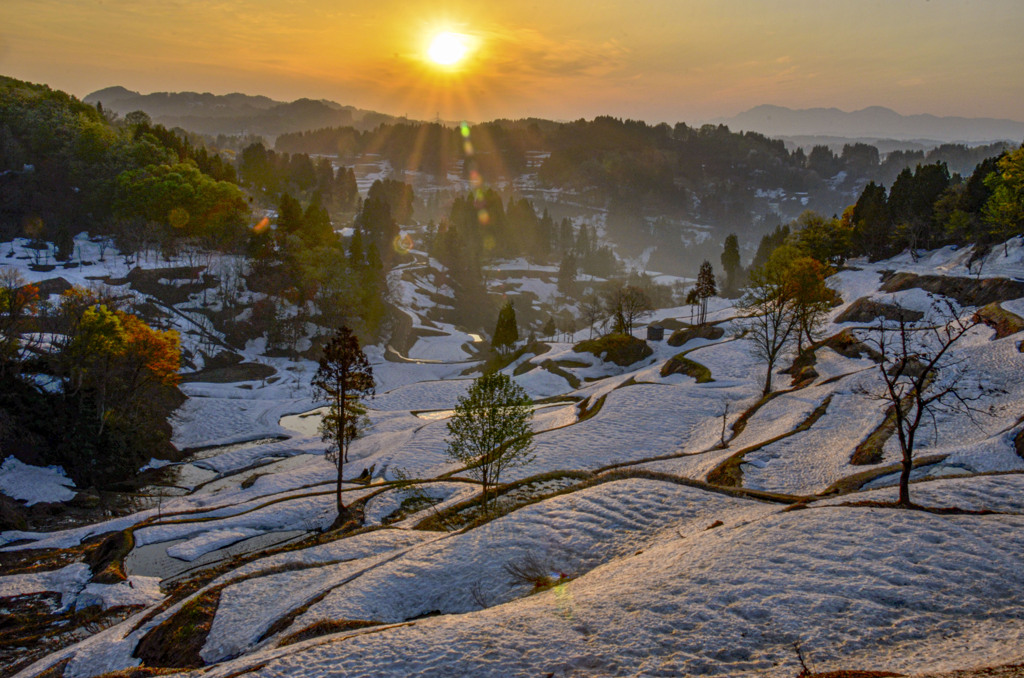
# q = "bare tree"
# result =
<box><xmin>738</xmin><ymin>261</ymin><xmax>798</xmax><ymax>396</ymax></box>
<box><xmin>579</xmin><ymin>294</ymin><xmax>604</xmax><ymax>339</ymax></box>
<box><xmin>860</xmin><ymin>298</ymin><xmax>983</xmax><ymax>506</ymax></box>
<box><xmin>604</xmin><ymin>284</ymin><xmax>653</xmax><ymax>335</ymax></box>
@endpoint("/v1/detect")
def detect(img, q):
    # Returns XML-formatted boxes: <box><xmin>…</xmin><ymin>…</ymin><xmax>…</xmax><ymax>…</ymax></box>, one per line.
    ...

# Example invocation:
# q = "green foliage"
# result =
<box><xmin>446</xmin><ymin>372</ymin><xmax>535</xmax><ymax>514</ymax></box>
<box><xmin>0</xmin><ymin>76</ymin><xmax>245</xmax><ymax>245</ymax></box>
<box><xmin>851</xmin><ymin>181</ymin><xmax>891</xmax><ymax>260</ymax></box>
<box><xmin>752</xmin><ymin>224</ymin><xmax>790</xmax><ymax>270</ymax></box>
<box><xmin>984</xmin><ymin>146</ymin><xmax>1024</xmax><ymax>249</ymax></box>
<box><xmin>239</xmin><ymin>142</ymin><xmax>357</xmax><ymax>210</ymax></box>
<box><xmin>114</xmin><ymin>162</ymin><xmax>248</xmax><ymax>247</ymax></box>
<box><xmin>0</xmin><ymin>287</ymin><xmax>182</xmax><ymax>487</ymax></box>
<box><xmin>788</xmin><ymin>211</ymin><xmax>852</xmax><ymax>266</ymax></box>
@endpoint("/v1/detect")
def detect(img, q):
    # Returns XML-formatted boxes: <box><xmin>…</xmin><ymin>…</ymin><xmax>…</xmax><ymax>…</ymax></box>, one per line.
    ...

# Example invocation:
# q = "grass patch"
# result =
<box><xmin>707</xmin><ymin>396</ymin><xmax>833</xmax><ymax>487</ymax></box>
<box><xmin>850</xmin><ymin>394</ymin><xmax>914</xmax><ymax>465</ymax></box>
<box><xmin>415</xmin><ymin>470</ymin><xmax>593</xmax><ymax>532</ymax></box>
<box><xmin>134</xmin><ymin>587</ymin><xmax>223</xmax><ymax>669</ymax></box>
<box><xmin>729</xmin><ymin>390</ymin><xmax>785</xmax><ymax>440</ymax></box>
<box><xmin>660</xmin><ymin>354</ymin><xmax>713</xmax><ymax>382</ymax></box>
<box><xmin>576</xmin><ymin>394</ymin><xmax>607</xmax><ymax>423</ymax></box>
<box><xmin>835</xmin><ymin>297</ymin><xmax>924</xmax><ymax>324</ymax></box>
<box><xmin>541</xmin><ymin>360</ymin><xmax>582</xmax><ymax>389</ymax></box>
<box><xmin>819</xmin><ymin>454</ymin><xmax>948</xmax><ymax>496</ymax></box>
<box><xmin>86</xmin><ymin>529</ymin><xmax>135</xmax><ymax>584</ymax></box>
<box><xmin>880</xmin><ymin>270</ymin><xmax>1024</xmax><ymax>307</ymax></box>
<box><xmin>0</xmin><ymin>595</ymin><xmax>143</xmax><ymax>678</ymax></box>
<box><xmin>481</xmin><ymin>341</ymin><xmax>550</xmax><ymax>375</ymax></box>
<box><xmin>667</xmin><ymin>324</ymin><xmax>725</xmax><ymax>347</ymax></box>
<box><xmin>92</xmin><ymin>668</ymin><xmax>188</xmax><ymax>678</ymax></box>
<box><xmin>381</xmin><ymin>493</ymin><xmax>444</xmax><ymax>526</ymax></box>
<box><xmin>573</xmin><ymin>334</ymin><xmax>652</xmax><ymax>367</ymax></box>
<box><xmin>278</xmin><ymin>619</ymin><xmax>382</xmax><ymax>647</ymax></box>
<box><xmin>974</xmin><ymin>301</ymin><xmax>1024</xmax><ymax>340</ymax></box>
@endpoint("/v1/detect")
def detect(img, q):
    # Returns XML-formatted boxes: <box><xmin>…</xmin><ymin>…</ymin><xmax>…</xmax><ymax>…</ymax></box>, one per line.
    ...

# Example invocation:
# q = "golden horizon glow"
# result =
<box><xmin>427</xmin><ymin>32</ymin><xmax>471</xmax><ymax>67</ymax></box>
<box><xmin>2</xmin><ymin>1</ymin><xmax>1022</xmax><ymax>123</ymax></box>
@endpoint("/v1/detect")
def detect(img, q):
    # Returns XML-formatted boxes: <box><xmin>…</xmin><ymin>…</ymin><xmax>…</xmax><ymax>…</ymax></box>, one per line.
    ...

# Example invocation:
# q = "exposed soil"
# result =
<box><xmin>973</xmin><ymin>302</ymin><xmax>1024</xmax><ymax>340</ymax></box>
<box><xmin>667</xmin><ymin>324</ymin><xmax>725</xmax><ymax>347</ymax></box>
<box><xmin>880</xmin><ymin>272</ymin><xmax>1024</xmax><ymax>307</ymax></box>
<box><xmin>573</xmin><ymin>334</ymin><xmax>653</xmax><ymax>367</ymax></box>
<box><xmin>835</xmin><ymin>297</ymin><xmax>924</xmax><ymax>323</ymax></box>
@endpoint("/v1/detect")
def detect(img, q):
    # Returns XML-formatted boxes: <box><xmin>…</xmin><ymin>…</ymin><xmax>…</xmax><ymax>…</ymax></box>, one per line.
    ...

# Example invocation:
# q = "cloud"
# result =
<box><xmin>477</xmin><ymin>25</ymin><xmax>631</xmax><ymax>80</ymax></box>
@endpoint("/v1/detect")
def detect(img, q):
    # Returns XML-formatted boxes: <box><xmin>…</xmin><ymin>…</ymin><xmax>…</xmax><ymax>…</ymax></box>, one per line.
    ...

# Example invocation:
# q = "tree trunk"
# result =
<box><xmin>335</xmin><ymin>459</ymin><xmax>344</xmax><ymax>514</ymax></box>
<box><xmin>898</xmin><ymin>449</ymin><xmax>912</xmax><ymax>506</ymax></box>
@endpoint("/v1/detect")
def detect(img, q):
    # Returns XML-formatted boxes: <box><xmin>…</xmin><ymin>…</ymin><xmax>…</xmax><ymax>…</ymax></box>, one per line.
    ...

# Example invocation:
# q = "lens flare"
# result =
<box><xmin>253</xmin><ymin>216</ymin><xmax>270</xmax><ymax>234</ymax></box>
<box><xmin>168</xmin><ymin>207</ymin><xmax>190</xmax><ymax>229</ymax></box>
<box><xmin>393</xmin><ymin>232</ymin><xmax>414</xmax><ymax>255</ymax></box>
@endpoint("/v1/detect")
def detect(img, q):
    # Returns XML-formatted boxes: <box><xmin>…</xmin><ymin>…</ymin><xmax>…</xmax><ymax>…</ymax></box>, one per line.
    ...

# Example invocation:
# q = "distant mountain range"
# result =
<box><xmin>714</xmin><ymin>105</ymin><xmax>1024</xmax><ymax>146</ymax></box>
<box><xmin>83</xmin><ymin>87</ymin><xmax>408</xmax><ymax>140</ymax></box>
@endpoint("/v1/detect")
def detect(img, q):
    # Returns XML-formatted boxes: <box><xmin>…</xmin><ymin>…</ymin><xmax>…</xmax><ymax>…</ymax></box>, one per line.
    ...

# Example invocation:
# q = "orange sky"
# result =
<box><xmin>2</xmin><ymin>0</ymin><xmax>1022</xmax><ymax>123</ymax></box>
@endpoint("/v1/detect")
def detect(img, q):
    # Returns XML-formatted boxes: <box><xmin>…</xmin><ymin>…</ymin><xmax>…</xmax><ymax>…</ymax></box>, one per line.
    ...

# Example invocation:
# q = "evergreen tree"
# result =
<box><xmin>720</xmin><ymin>234</ymin><xmax>741</xmax><ymax>297</ymax></box>
<box><xmin>543</xmin><ymin>316</ymin><xmax>557</xmax><ymax>340</ymax></box>
<box><xmin>558</xmin><ymin>251</ymin><xmax>577</xmax><ymax>294</ymax></box>
<box><xmin>695</xmin><ymin>260</ymin><xmax>717</xmax><ymax>325</ymax></box>
<box><xmin>851</xmin><ymin>181</ymin><xmax>890</xmax><ymax>260</ymax></box>
<box><xmin>348</xmin><ymin>226</ymin><xmax>365</xmax><ymax>264</ymax></box>
<box><xmin>492</xmin><ymin>300</ymin><xmax>519</xmax><ymax>354</ymax></box>
<box><xmin>301</xmin><ymin>192</ymin><xmax>333</xmax><ymax>244</ymax></box>
<box><xmin>313</xmin><ymin>326</ymin><xmax>375</xmax><ymax>522</ymax></box>
<box><xmin>276</xmin><ymin>193</ymin><xmax>304</xmax><ymax>237</ymax></box>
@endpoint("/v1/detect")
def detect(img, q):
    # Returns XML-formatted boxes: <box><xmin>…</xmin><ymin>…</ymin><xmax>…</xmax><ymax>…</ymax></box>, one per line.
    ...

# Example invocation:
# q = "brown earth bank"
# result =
<box><xmin>880</xmin><ymin>271</ymin><xmax>1024</xmax><ymax>307</ymax></box>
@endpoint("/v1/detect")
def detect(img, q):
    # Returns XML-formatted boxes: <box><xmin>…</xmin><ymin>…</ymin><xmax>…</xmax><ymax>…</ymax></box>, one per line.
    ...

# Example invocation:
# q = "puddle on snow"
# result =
<box><xmin>279</xmin><ymin>407</ymin><xmax>327</xmax><ymax>437</ymax></box>
<box><xmin>412</xmin><ymin>402</ymin><xmax>567</xmax><ymax>421</ymax></box>
<box><xmin>125</xmin><ymin>529</ymin><xmax>308</xmax><ymax>582</ymax></box>
<box><xmin>185</xmin><ymin>437</ymin><xmax>285</xmax><ymax>461</ymax></box>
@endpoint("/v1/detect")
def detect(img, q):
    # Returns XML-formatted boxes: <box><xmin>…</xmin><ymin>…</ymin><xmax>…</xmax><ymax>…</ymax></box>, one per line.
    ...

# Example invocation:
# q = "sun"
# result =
<box><xmin>427</xmin><ymin>32</ymin><xmax>470</xmax><ymax>66</ymax></box>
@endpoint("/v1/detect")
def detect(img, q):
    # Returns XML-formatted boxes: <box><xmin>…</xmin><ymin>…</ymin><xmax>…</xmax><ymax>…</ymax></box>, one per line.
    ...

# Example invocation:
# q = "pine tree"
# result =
<box><xmin>720</xmin><ymin>234</ymin><xmax>741</xmax><ymax>297</ymax></box>
<box><xmin>558</xmin><ymin>251</ymin><xmax>577</xmax><ymax>294</ymax></box>
<box><xmin>695</xmin><ymin>260</ymin><xmax>717</xmax><ymax>325</ymax></box>
<box><xmin>543</xmin><ymin>316</ymin><xmax>557</xmax><ymax>340</ymax></box>
<box><xmin>313</xmin><ymin>326</ymin><xmax>375</xmax><ymax>521</ymax></box>
<box><xmin>492</xmin><ymin>300</ymin><xmax>519</xmax><ymax>354</ymax></box>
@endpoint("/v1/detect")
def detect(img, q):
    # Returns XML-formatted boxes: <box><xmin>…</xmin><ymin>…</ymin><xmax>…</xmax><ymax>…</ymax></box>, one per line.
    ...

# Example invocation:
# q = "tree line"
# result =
<box><xmin>0</xmin><ymin>274</ymin><xmax>182</xmax><ymax>487</ymax></box>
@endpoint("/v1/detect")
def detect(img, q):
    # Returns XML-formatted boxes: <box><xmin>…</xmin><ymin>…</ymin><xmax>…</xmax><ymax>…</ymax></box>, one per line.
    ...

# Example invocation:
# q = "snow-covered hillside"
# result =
<box><xmin>3</xmin><ymin>237</ymin><xmax>1024</xmax><ymax>677</ymax></box>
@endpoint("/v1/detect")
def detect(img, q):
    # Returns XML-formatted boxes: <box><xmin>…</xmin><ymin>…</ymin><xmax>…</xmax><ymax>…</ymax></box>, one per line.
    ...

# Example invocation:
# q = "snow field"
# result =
<box><xmin>7</xmin><ymin>239</ymin><xmax>1024</xmax><ymax>678</ymax></box>
<box><xmin>179</xmin><ymin>495</ymin><xmax>1024</xmax><ymax>678</ymax></box>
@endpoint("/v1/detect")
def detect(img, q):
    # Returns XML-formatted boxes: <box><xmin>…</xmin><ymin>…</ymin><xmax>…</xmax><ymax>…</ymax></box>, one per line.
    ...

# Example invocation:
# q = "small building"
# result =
<box><xmin>646</xmin><ymin>325</ymin><xmax>665</xmax><ymax>342</ymax></box>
